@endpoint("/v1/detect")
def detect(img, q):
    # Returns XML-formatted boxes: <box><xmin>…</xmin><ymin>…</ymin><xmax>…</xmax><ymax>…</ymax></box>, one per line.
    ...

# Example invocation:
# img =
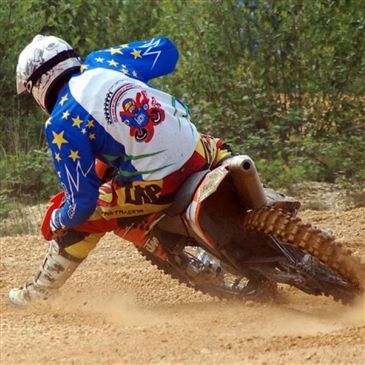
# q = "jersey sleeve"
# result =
<box><xmin>45</xmin><ymin>118</ymin><xmax>100</xmax><ymax>228</ymax></box>
<box><xmin>85</xmin><ymin>37</ymin><xmax>179</xmax><ymax>82</ymax></box>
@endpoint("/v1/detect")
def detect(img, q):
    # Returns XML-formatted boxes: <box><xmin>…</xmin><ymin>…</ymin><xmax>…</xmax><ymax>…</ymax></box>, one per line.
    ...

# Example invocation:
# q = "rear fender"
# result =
<box><xmin>185</xmin><ymin>166</ymin><xmax>229</xmax><ymax>250</ymax></box>
<box><xmin>184</xmin><ymin>155</ymin><xmax>267</xmax><ymax>250</ymax></box>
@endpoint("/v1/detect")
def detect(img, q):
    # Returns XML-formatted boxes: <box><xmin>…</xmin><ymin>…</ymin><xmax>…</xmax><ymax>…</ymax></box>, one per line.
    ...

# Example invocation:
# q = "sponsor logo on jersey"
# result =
<box><xmin>104</xmin><ymin>80</ymin><xmax>165</xmax><ymax>143</ymax></box>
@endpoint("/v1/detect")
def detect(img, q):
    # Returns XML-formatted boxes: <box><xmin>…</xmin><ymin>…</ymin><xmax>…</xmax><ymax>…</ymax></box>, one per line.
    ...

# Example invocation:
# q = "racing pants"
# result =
<box><xmin>55</xmin><ymin>134</ymin><xmax>232</xmax><ymax>263</ymax></box>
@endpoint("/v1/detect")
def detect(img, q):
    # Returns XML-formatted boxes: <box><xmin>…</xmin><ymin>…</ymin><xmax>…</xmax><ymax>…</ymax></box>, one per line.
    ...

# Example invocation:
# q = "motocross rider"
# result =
<box><xmin>9</xmin><ymin>35</ymin><xmax>232</xmax><ymax>306</ymax></box>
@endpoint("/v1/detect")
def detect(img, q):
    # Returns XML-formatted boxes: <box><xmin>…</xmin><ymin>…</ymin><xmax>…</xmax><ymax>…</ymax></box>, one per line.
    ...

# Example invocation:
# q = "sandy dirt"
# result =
<box><xmin>1</xmin><ymin>208</ymin><xmax>364</xmax><ymax>365</ymax></box>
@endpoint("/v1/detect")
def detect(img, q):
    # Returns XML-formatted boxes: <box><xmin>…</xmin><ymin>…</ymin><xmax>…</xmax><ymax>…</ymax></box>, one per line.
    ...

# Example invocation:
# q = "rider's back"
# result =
<box><xmin>50</xmin><ymin>38</ymin><xmax>199</xmax><ymax>182</ymax></box>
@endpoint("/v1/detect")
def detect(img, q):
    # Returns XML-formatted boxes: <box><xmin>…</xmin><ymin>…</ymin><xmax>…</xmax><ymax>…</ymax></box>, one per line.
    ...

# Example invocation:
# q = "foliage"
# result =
<box><xmin>0</xmin><ymin>149</ymin><xmax>57</xmax><ymax>209</ymax></box>
<box><xmin>0</xmin><ymin>0</ymin><xmax>364</xmax><ymax>204</ymax></box>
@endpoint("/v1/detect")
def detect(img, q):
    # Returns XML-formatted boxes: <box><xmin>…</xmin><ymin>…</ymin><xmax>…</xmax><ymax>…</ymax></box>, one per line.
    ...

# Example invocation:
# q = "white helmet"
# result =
<box><xmin>16</xmin><ymin>35</ymin><xmax>81</xmax><ymax>113</ymax></box>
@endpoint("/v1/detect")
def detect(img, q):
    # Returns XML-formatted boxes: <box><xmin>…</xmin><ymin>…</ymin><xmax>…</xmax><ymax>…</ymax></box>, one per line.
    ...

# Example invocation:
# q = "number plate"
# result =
<box><xmin>198</xmin><ymin>167</ymin><xmax>229</xmax><ymax>202</ymax></box>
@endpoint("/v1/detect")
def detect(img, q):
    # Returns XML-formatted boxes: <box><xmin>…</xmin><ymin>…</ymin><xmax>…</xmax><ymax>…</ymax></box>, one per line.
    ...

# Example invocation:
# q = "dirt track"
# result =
<box><xmin>1</xmin><ymin>208</ymin><xmax>364</xmax><ymax>365</ymax></box>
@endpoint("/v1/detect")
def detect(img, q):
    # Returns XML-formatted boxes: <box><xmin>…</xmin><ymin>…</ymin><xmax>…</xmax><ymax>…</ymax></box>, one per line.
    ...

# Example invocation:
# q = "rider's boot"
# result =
<box><xmin>8</xmin><ymin>240</ymin><xmax>80</xmax><ymax>307</ymax></box>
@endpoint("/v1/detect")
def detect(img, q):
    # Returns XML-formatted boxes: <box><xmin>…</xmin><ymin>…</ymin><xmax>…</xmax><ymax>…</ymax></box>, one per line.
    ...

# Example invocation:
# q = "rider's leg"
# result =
<box><xmin>9</xmin><ymin>135</ymin><xmax>232</xmax><ymax>306</ymax></box>
<box><xmin>8</xmin><ymin>230</ymin><xmax>104</xmax><ymax>306</ymax></box>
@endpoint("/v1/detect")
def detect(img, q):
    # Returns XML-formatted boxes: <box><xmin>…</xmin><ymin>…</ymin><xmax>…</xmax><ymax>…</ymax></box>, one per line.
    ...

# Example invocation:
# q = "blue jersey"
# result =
<box><xmin>45</xmin><ymin>38</ymin><xmax>199</xmax><ymax>228</ymax></box>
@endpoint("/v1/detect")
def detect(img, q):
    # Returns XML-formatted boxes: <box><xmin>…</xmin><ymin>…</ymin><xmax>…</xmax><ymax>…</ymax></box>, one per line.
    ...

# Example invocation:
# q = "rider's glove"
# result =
<box><xmin>50</xmin><ymin>208</ymin><xmax>65</xmax><ymax>233</ymax></box>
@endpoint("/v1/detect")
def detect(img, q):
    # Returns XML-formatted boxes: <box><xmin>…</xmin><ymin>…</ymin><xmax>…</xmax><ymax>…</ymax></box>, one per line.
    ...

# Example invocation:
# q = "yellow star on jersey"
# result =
<box><xmin>119</xmin><ymin>44</ymin><xmax>128</xmax><ymax>48</ymax></box>
<box><xmin>109</xmin><ymin>47</ymin><xmax>123</xmax><ymax>55</ymax></box>
<box><xmin>55</xmin><ymin>153</ymin><xmax>62</xmax><ymax>162</ymax></box>
<box><xmin>80</xmin><ymin>64</ymin><xmax>89</xmax><ymax>72</ymax></box>
<box><xmin>95</xmin><ymin>57</ymin><xmax>104</xmax><ymax>63</ymax></box>
<box><xmin>122</xmin><ymin>68</ymin><xmax>128</xmax><ymax>74</ymax></box>
<box><xmin>81</xmin><ymin>128</ymin><xmax>87</xmax><ymax>134</ymax></box>
<box><xmin>62</xmin><ymin>110</ymin><xmax>70</xmax><ymax>119</ymax></box>
<box><xmin>131</xmin><ymin>49</ymin><xmax>142</xmax><ymax>59</ymax></box>
<box><xmin>59</xmin><ymin>94</ymin><xmax>68</xmax><ymax>106</ymax></box>
<box><xmin>86</xmin><ymin>120</ymin><xmax>95</xmax><ymax>128</ymax></box>
<box><xmin>89</xmin><ymin>133</ymin><xmax>96</xmax><ymax>140</ymax></box>
<box><xmin>52</xmin><ymin>130</ymin><xmax>68</xmax><ymax>150</ymax></box>
<box><xmin>69</xmin><ymin>150</ymin><xmax>80</xmax><ymax>162</ymax></box>
<box><xmin>72</xmin><ymin>116</ymin><xmax>83</xmax><ymax>128</ymax></box>
<box><xmin>45</xmin><ymin>117</ymin><xmax>52</xmax><ymax>128</ymax></box>
<box><xmin>108</xmin><ymin>59</ymin><xmax>118</xmax><ymax>67</ymax></box>
<box><xmin>132</xmin><ymin>70</ymin><xmax>138</xmax><ymax>77</ymax></box>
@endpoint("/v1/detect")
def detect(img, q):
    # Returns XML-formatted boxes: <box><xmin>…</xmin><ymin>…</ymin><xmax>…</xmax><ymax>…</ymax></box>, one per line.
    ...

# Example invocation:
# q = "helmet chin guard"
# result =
<box><xmin>16</xmin><ymin>34</ymin><xmax>81</xmax><ymax>113</ymax></box>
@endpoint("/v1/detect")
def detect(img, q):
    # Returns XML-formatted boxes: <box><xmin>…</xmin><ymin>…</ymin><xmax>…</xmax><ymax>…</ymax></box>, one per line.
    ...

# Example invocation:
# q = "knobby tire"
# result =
<box><xmin>242</xmin><ymin>207</ymin><xmax>365</xmax><ymax>302</ymax></box>
<box><xmin>137</xmin><ymin>207</ymin><xmax>365</xmax><ymax>304</ymax></box>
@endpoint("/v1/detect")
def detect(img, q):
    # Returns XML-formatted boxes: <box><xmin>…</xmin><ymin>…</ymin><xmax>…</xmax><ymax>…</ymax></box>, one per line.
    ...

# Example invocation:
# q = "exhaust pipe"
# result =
<box><xmin>227</xmin><ymin>155</ymin><xmax>267</xmax><ymax>209</ymax></box>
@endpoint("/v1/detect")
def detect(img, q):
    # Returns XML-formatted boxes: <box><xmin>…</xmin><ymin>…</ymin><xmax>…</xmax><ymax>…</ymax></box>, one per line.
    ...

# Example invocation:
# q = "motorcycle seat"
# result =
<box><xmin>165</xmin><ymin>169</ymin><xmax>209</xmax><ymax>217</ymax></box>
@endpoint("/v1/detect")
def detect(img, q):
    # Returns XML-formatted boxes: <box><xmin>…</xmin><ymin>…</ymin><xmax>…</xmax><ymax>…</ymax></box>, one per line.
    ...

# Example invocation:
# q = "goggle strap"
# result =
<box><xmin>26</xmin><ymin>49</ymin><xmax>79</xmax><ymax>91</ymax></box>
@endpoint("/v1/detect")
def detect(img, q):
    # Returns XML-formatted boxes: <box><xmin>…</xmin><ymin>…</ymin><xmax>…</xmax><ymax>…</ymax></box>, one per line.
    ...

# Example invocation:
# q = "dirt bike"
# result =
<box><xmin>43</xmin><ymin>156</ymin><xmax>365</xmax><ymax>304</ymax></box>
<box><xmin>138</xmin><ymin>155</ymin><xmax>365</xmax><ymax>304</ymax></box>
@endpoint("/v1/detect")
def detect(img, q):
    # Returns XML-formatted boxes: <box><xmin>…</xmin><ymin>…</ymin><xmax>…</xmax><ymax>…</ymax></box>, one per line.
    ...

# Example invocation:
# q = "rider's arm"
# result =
<box><xmin>45</xmin><ymin>119</ymin><xmax>101</xmax><ymax>228</ymax></box>
<box><xmin>85</xmin><ymin>37</ymin><xmax>179</xmax><ymax>82</ymax></box>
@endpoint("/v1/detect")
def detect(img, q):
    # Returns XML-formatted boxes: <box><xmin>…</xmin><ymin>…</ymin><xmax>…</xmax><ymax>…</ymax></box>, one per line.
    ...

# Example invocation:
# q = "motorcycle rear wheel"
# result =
<box><xmin>138</xmin><ymin>207</ymin><xmax>364</xmax><ymax>304</ymax></box>
<box><xmin>242</xmin><ymin>207</ymin><xmax>365</xmax><ymax>304</ymax></box>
